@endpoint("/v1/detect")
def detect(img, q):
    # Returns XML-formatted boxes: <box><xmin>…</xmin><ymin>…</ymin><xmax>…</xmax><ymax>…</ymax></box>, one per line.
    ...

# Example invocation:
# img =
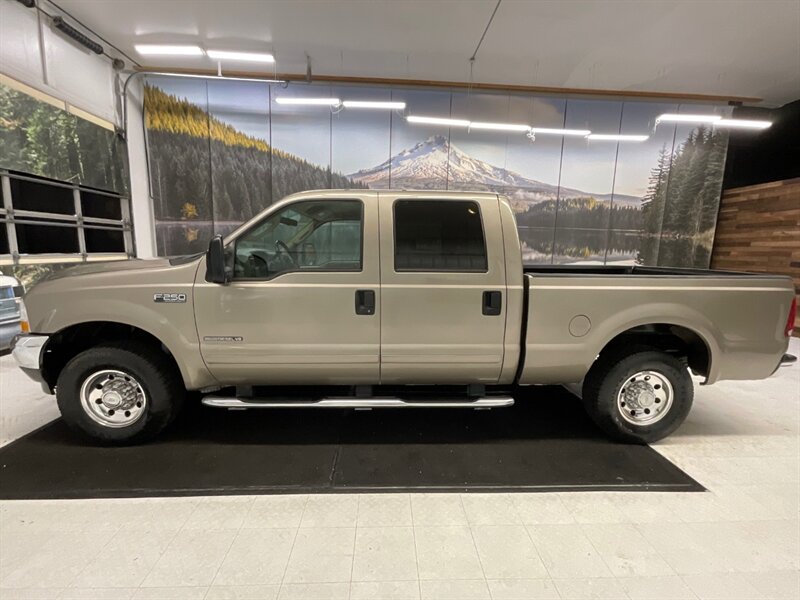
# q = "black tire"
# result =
<box><xmin>582</xmin><ymin>347</ymin><xmax>693</xmax><ymax>444</ymax></box>
<box><xmin>56</xmin><ymin>341</ymin><xmax>185</xmax><ymax>444</ymax></box>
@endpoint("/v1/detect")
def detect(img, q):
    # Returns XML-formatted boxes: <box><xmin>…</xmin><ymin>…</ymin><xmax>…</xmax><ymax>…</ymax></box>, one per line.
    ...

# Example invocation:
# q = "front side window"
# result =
<box><xmin>233</xmin><ymin>200</ymin><xmax>362</xmax><ymax>279</ymax></box>
<box><xmin>394</xmin><ymin>200</ymin><xmax>488</xmax><ymax>272</ymax></box>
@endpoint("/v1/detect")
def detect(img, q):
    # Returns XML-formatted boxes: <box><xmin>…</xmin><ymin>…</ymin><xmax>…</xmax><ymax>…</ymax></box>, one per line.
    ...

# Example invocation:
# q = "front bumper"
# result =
<box><xmin>10</xmin><ymin>334</ymin><xmax>50</xmax><ymax>389</ymax></box>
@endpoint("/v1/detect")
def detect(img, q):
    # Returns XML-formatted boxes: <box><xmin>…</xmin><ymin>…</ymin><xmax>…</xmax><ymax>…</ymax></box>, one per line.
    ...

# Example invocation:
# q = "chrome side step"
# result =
<box><xmin>201</xmin><ymin>396</ymin><xmax>514</xmax><ymax>409</ymax></box>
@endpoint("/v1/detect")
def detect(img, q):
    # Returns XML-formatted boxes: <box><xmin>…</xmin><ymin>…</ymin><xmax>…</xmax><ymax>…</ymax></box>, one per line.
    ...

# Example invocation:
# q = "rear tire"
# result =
<box><xmin>582</xmin><ymin>347</ymin><xmax>693</xmax><ymax>444</ymax></box>
<box><xmin>56</xmin><ymin>341</ymin><xmax>185</xmax><ymax>444</ymax></box>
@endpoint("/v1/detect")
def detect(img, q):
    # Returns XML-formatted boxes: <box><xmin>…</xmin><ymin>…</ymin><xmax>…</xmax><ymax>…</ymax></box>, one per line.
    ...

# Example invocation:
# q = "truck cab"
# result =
<box><xmin>197</xmin><ymin>190</ymin><xmax>521</xmax><ymax>386</ymax></box>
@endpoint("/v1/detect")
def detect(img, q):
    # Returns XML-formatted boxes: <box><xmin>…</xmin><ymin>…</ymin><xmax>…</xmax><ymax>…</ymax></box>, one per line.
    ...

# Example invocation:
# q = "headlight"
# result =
<box><xmin>16</xmin><ymin>298</ymin><xmax>30</xmax><ymax>333</ymax></box>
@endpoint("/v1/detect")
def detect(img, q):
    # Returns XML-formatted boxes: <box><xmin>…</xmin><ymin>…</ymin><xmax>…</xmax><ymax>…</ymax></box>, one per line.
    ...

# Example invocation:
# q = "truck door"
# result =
<box><xmin>194</xmin><ymin>194</ymin><xmax>380</xmax><ymax>384</ymax></box>
<box><xmin>378</xmin><ymin>193</ymin><xmax>507</xmax><ymax>384</ymax></box>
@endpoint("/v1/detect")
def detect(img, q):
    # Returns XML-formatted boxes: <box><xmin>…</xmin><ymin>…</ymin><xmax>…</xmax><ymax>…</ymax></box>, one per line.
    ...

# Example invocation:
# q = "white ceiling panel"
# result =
<box><xmin>52</xmin><ymin>0</ymin><xmax>800</xmax><ymax>106</ymax></box>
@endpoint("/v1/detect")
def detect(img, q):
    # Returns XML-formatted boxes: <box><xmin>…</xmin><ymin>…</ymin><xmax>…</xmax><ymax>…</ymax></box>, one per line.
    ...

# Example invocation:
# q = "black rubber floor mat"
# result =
<box><xmin>0</xmin><ymin>387</ymin><xmax>703</xmax><ymax>499</ymax></box>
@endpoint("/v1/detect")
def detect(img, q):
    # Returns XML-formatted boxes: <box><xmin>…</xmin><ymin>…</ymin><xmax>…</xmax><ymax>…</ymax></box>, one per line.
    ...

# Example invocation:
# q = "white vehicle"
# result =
<box><xmin>0</xmin><ymin>271</ymin><xmax>24</xmax><ymax>352</ymax></box>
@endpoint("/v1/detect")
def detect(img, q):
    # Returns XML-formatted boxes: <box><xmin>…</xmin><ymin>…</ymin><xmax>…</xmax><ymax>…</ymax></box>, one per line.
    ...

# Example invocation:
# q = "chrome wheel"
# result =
<box><xmin>617</xmin><ymin>370</ymin><xmax>673</xmax><ymax>426</ymax></box>
<box><xmin>79</xmin><ymin>369</ymin><xmax>147</xmax><ymax>428</ymax></box>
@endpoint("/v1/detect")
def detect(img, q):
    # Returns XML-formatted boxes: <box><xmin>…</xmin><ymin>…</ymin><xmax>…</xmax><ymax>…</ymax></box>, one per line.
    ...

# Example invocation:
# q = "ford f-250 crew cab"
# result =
<box><xmin>11</xmin><ymin>190</ymin><xmax>798</xmax><ymax>444</ymax></box>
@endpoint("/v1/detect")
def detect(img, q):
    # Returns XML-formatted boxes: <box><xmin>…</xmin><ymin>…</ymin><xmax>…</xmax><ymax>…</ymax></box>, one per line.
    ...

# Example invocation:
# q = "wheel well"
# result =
<box><xmin>596</xmin><ymin>323</ymin><xmax>711</xmax><ymax>378</ymax></box>
<box><xmin>41</xmin><ymin>322</ymin><xmax>181</xmax><ymax>391</ymax></box>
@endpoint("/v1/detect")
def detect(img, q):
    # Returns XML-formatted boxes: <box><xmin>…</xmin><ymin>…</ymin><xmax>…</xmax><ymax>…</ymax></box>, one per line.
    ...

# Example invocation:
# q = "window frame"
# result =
<box><xmin>392</xmin><ymin>198</ymin><xmax>489</xmax><ymax>274</ymax></box>
<box><xmin>0</xmin><ymin>170</ymin><xmax>133</xmax><ymax>267</ymax></box>
<box><xmin>230</xmin><ymin>198</ymin><xmax>365</xmax><ymax>282</ymax></box>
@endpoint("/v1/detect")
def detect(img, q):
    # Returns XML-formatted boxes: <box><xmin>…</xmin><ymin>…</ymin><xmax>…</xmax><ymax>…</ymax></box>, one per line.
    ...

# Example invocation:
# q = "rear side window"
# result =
<box><xmin>394</xmin><ymin>200</ymin><xmax>488</xmax><ymax>272</ymax></box>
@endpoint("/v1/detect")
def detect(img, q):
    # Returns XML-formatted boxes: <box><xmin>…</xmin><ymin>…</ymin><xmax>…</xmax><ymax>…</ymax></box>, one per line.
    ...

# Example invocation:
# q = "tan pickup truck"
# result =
<box><xmin>11</xmin><ymin>190</ymin><xmax>797</xmax><ymax>444</ymax></box>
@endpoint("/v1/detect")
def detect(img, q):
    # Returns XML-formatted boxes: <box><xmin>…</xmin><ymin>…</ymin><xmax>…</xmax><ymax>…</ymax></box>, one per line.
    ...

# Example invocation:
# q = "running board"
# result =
<box><xmin>201</xmin><ymin>396</ymin><xmax>514</xmax><ymax>409</ymax></box>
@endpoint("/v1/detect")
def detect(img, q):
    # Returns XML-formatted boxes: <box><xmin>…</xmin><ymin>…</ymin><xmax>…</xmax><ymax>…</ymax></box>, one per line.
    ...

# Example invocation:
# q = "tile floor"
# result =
<box><xmin>0</xmin><ymin>338</ymin><xmax>798</xmax><ymax>599</ymax></box>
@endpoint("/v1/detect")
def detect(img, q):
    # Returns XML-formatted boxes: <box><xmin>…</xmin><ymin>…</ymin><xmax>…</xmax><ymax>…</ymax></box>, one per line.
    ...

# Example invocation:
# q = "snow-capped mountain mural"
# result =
<box><xmin>347</xmin><ymin>135</ymin><xmax>641</xmax><ymax>207</ymax></box>
<box><xmin>142</xmin><ymin>77</ymin><xmax>729</xmax><ymax>267</ymax></box>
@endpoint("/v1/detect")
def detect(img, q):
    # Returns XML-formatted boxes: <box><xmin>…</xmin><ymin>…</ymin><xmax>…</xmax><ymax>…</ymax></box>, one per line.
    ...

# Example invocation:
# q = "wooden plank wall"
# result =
<box><xmin>711</xmin><ymin>177</ymin><xmax>800</xmax><ymax>335</ymax></box>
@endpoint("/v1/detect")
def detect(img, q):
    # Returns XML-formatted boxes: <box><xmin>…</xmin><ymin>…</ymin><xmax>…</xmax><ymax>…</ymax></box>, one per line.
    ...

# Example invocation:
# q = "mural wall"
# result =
<box><xmin>0</xmin><ymin>81</ymin><xmax>128</xmax><ymax>195</ymax></box>
<box><xmin>143</xmin><ymin>76</ymin><xmax>731</xmax><ymax>266</ymax></box>
<box><xmin>0</xmin><ymin>80</ymin><xmax>130</xmax><ymax>290</ymax></box>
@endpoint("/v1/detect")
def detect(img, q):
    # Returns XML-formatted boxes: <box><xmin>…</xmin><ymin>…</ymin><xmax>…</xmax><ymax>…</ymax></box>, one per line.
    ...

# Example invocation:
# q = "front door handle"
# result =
<box><xmin>355</xmin><ymin>289</ymin><xmax>375</xmax><ymax>315</ymax></box>
<box><xmin>482</xmin><ymin>290</ymin><xmax>502</xmax><ymax>316</ymax></box>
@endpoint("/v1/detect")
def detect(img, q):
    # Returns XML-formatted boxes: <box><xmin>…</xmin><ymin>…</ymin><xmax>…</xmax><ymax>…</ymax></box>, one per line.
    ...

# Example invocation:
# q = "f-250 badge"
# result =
<box><xmin>153</xmin><ymin>293</ymin><xmax>187</xmax><ymax>303</ymax></box>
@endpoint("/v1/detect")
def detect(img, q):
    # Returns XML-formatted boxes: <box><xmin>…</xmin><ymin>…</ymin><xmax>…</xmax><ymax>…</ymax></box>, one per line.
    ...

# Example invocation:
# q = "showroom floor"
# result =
<box><xmin>0</xmin><ymin>339</ymin><xmax>798</xmax><ymax>600</ymax></box>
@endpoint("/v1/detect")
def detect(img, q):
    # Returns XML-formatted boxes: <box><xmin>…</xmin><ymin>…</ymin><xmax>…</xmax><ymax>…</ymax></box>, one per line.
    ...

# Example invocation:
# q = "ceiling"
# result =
<box><xmin>54</xmin><ymin>0</ymin><xmax>800</xmax><ymax>107</ymax></box>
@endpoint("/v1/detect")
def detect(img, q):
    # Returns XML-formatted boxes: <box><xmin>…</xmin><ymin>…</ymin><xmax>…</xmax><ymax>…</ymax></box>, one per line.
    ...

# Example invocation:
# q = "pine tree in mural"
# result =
<box><xmin>696</xmin><ymin>128</ymin><xmax>728</xmax><ymax>234</ymax></box>
<box><xmin>637</xmin><ymin>128</ymin><xmax>728</xmax><ymax>267</ymax></box>
<box><xmin>638</xmin><ymin>145</ymin><xmax>672</xmax><ymax>265</ymax></box>
<box><xmin>641</xmin><ymin>145</ymin><xmax>672</xmax><ymax>231</ymax></box>
<box><xmin>663</xmin><ymin>130</ymin><xmax>700</xmax><ymax>234</ymax></box>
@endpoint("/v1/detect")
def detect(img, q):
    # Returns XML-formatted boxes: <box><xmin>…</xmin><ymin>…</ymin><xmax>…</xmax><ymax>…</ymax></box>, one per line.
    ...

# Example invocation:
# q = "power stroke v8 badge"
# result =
<box><xmin>153</xmin><ymin>292</ymin><xmax>187</xmax><ymax>303</ymax></box>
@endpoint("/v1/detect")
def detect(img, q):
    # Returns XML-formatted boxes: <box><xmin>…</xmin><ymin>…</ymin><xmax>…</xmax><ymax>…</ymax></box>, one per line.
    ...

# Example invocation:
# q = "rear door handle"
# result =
<box><xmin>355</xmin><ymin>289</ymin><xmax>375</xmax><ymax>315</ymax></box>
<box><xmin>482</xmin><ymin>290</ymin><xmax>502</xmax><ymax>316</ymax></box>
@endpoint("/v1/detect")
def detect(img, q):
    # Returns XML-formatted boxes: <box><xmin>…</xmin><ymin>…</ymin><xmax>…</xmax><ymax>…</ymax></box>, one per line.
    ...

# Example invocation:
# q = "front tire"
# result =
<box><xmin>582</xmin><ymin>347</ymin><xmax>693</xmax><ymax>444</ymax></box>
<box><xmin>56</xmin><ymin>341</ymin><xmax>184</xmax><ymax>444</ymax></box>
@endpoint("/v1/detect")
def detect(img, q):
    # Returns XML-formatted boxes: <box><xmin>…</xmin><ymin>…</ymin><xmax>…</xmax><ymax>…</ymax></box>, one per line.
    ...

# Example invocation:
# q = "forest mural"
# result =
<box><xmin>0</xmin><ymin>81</ymin><xmax>128</xmax><ymax>194</ymax></box>
<box><xmin>0</xmin><ymin>80</ymin><xmax>131</xmax><ymax>289</ymax></box>
<box><xmin>143</xmin><ymin>76</ymin><xmax>730</xmax><ymax>265</ymax></box>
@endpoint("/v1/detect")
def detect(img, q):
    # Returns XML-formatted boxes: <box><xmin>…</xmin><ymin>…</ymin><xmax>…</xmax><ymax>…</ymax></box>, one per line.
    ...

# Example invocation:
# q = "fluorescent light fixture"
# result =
<box><xmin>469</xmin><ymin>121</ymin><xmax>531</xmax><ymax>132</ymax></box>
<box><xmin>274</xmin><ymin>97</ymin><xmax>340</xmax><ymax>106</ymax></box>
<box><xmin>134</xmin><ymin>44</ymin><xmax>204</xmax><ymax>56</ymax></box>
<box><xmin>656</xmin><ymin>113</ymin><xmax>722</xmax><ymax>124</ymax></box>
<box><xmin>529</xmin><ymin>127</ymin><xmax>591</xmax><ymax>136</ymax></box>
<box><xmin>342</xmin><ymin>100</ymin><xmax>406</xmax><ymax>110</ymax></box>
<box><xmin>145</xmin><ymin>71</ymin><xmax>287</xmax><ymax>84</ymax></box>
<box><xmin>713</xmin><ymin>118</ymin><xmax>772</xmax><ymax>130</ymax></box>
<box><xmin>588</xmin><ymin>133</ymin><xmax>650</xmax><ymax>141</ymax></box>
<box><xmin>406</xmin><ymin>115</ymin><xmax>470</xmax><ymax>127</ymax></box>
<box><xmin>206</xmin><ymin>49</ymin><xmax>274</xmax><ymax>63</ymax></box>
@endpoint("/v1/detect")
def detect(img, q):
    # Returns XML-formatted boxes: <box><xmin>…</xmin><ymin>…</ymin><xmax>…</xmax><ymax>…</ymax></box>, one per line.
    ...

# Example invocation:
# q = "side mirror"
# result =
<box><xmin>205</xmin><ymin>235</ymin><xmax>229</xmax><ymax>284</ymax></box>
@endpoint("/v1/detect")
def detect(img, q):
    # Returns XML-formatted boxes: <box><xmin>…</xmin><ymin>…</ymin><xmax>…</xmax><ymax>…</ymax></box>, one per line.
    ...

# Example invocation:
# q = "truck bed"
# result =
<box><xmin>517</xmin><ymin>266</ymin><xmax>795</xmax><ymax>386</ymax></box>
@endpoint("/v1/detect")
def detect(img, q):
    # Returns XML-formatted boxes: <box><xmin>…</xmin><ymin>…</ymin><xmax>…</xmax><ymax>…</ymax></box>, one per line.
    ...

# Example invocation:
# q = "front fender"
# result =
<box><xmin>24</xmin><ymin>259</ymin><xmax>216</xmax><ymax>390</ymax></box>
